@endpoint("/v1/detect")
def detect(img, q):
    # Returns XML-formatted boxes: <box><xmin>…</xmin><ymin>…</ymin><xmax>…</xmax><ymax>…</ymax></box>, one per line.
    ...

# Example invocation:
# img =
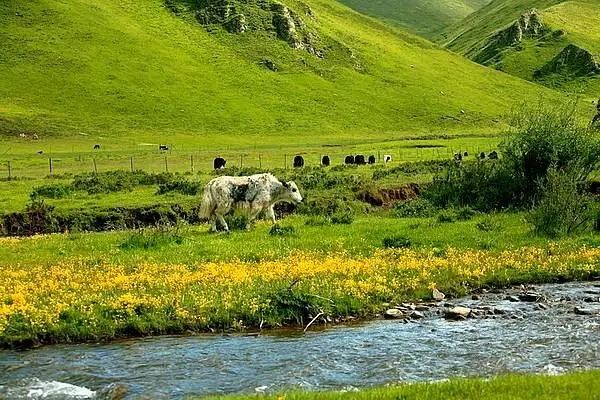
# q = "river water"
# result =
<box><xmin>1</xmin><ymin>282</ymin><xmax>599</xmax><ymax>399</ymax></box>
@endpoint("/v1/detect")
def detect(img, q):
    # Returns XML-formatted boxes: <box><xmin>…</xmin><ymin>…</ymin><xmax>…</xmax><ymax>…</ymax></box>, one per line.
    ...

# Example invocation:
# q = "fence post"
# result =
<box><xmin>93</xmin><ymin>158</ymin><xmax>98</xmax><ymax>174</ymax></box>
<box><xmin>7</xmin><ymin>161</ymin><xmax>11</xmax><ymax>179</ymax></box>
<box><xmin>49</xmin><ymin>158</ymin><xmax>53</xmax><ymax>175</ymax></box>
<box><xmin>164</xmin><ymin>156</ymin><xmax>168</xmax><ymax>172</ymax></box>
<box><xmin>240</xmin><ymin>154</ymin><xmax>243</xmax><ymax>168</ymax></box>
<box><xmin>130</xmin><ymin>156</ymin><xmax>134</xmax><ymax>172</ymax></box>
<box><xmin>190</xmin><ymin>155</ymin><xmax>194</xmax><ymax>173</ymax></box>
<box><xmin>284</xmin><ymin>154</ymin><xmax>287</xmax><ymax>170</ymax></box>
<box><xmin>258</xmin><ymin>154</ymin><xmax>262</xmax><ymax>169</ymax></box>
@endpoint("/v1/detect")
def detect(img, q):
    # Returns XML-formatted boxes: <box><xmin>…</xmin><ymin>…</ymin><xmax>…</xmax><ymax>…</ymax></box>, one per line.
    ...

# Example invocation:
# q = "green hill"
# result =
<box><xmin>0</xmin><ymin>0</ymin><xmax>559</xmax><ymax>150</ymax></box>
<box><xmin>337</xmin><ymin>0</ymin><xmax>492</xmax><ymax>38</ymax></box>
<box><xmin>439</xmin><ymin>0</ymin><xmax>600</xmax><ymax>95</ymax></box>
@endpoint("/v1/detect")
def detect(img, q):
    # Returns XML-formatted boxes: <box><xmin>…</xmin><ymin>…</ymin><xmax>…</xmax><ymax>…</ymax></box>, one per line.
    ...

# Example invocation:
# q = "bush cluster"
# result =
<box><xmin>30</xmin><ymin>184</ymin><xmax>73</xmax><ymax>200</ymax></box>
<box><xmin>527</xmin><ymin>169</ymin><xmax>595</xmax><ymax>237</ymax></box>
<box><xmin>394</xmin><ymin>198</ymin><xmax>437</xmax><ymax>218</ymax></box>
<box><xmin>382</xmin><ymin>235</ymin><xmax>411</xmax><ymax>249</ymax></box>
<box><xmin>0</xmin><ymin>201</ymin><xmax>198</xmax><ymax>236</ymax></box>
<box><xmin>372</xmin><ymin>160</ymin><xmax>450</xmax><ymax>180</ymax></box>
<box><xmin>156</xmin><ymin>179</ymin><xmax>201</xmax><ymax>195</ymax></box>
<box><xmin>426</xmin><ymin>103</ymin><xmax>600</xmax><ymax>213</ymax></box>
<box><xmin>425</xmin><ymin>103</ymin><xmax>600</xmax><ymax>236</ymax></box>
<box><xmin>72</xmin><ymin>171</ymin><xmax>173</xmax><ymax>194</ymax></box>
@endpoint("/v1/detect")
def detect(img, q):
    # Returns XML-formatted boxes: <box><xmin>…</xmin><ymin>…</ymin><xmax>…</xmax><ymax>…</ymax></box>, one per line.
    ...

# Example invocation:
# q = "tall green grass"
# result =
<box><xmin>200</xmin><ymin>371</ymin><xmax>600</xmax><ymax>400</ymax></box>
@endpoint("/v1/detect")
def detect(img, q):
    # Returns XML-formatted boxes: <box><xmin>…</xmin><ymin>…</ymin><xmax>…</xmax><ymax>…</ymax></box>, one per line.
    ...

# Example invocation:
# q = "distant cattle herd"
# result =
<box><xmin>21</xmin><ymin>135</ymin><xmax>502</xmax><ymax>172</ymax></box>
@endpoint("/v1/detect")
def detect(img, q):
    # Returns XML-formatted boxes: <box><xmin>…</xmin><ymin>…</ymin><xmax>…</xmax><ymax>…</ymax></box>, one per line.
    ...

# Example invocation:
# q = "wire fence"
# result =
<box><xmin>1</xmin><ymin>145</ymin><xmax>498</xmax><ymax>180</ymax></box>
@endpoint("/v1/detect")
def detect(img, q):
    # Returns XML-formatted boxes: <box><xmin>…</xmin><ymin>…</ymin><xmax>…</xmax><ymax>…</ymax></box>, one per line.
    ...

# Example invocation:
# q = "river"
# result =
<box><xmin>1</xmin><ymin>281</ymin><xmax>599</xmax><ymax>399</ymax></box>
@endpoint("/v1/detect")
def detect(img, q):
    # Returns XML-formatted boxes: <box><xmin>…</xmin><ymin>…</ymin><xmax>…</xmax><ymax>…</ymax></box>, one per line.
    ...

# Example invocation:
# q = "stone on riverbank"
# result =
<box><xmin>384</xmin><ymin>309</ymin><xmax>403</xmax><ymax>319</ymax></box>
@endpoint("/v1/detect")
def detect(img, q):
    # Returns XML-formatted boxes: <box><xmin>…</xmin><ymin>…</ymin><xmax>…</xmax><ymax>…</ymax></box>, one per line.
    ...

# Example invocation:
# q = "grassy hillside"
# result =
<box><xmin>0</xmin><ymin>0</ymin><xmax>559</xmax><ymax>156</ymax></box>
<box><xmin>337</xmin><ymin>0</ymin><xmax>492</xmax><ymax>38</ymax></box>
<box><xmin>437</xmin><ymin>0</ymin><xmax>564</xmax><ymax>51</ymax></box>
<box><xmin>439</xmin><ymin>0</ymin><xmax>600</xmax><ymax>96</ymax></box>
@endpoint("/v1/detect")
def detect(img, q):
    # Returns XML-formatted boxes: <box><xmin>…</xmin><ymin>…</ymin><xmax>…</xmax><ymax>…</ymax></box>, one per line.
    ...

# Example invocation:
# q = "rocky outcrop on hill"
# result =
<box><xmin>535</xmin><ymin>44</ymin><xmax>600</xmax><ymax>78</ymax></box>
<box><xmin>473</xmin><ymin>9</ymin><xmax>545</xmax><ymax>64</ymax></box>
<box><xmin>169</xmin><ymin>0</ymin><xmax>323</xmax><ymax>56</ymax></box>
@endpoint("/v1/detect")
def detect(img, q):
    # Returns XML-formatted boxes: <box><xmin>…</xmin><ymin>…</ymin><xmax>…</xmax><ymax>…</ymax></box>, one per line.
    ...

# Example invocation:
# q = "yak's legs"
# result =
<box><xmin>265</xmin><ymin>205</ymin><xmax>277</xmax><ymax>224</ymax></box>
<box><xmin>246</xmin><ymin>207</ymin><xmax>262</xmax><ymax>230</ymax></box>
<box><xmin>214</xmin><ymin>204</ymin><xmax>230</xmax><ymax>232</ymax></box>
<box><xmin>209</xmin><ymin>214</ymin><xmax>219</xmax><ymax>232</ymax></box>
<box><xmin>215</xmin><ymin>213</ymin><xmax>229</xmax><ymax>232</ymax></box>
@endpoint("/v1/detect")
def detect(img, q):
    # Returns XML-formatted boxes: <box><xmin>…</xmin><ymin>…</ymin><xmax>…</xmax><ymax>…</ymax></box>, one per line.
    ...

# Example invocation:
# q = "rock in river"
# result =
<box><xmin>445</xmin><ymin>306</ymin><xmax>471</xmax><ymax>320</ymax></box>
<box><xmin>574</xmin><ymin>306</ymin><xmax>596</xmax><ymax>316</ymax></box>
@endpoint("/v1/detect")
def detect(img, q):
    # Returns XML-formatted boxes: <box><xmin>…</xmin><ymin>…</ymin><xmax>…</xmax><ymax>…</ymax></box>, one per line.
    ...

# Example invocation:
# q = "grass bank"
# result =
<box><xmin>1</xmin><ymin>244</ymin><xmax>599</xmax><ymax>348</ymax></box>
<box><xmin>200</xmin><ymin>370</ymin><xmax>600</xmax><ymax>400</ymax></box>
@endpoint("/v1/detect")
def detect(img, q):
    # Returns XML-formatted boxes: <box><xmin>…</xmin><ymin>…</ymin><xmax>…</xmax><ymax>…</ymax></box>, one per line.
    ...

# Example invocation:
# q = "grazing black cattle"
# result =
<box><xmin>293</xmin><ymin>155</ymin><xmax>305</xmax><ymax>168</ymax></box>
<box><xmin>368</xmin><ymin>155</ymin><xmax>376</xmax><ymax>164</ymax></box>
<box><xmin>37</xmin><ymin>150</ymin><xmax>44</xmax><ymax>155</ymax></box>
<box><xmin>384</xmin><ymin>155</ymin><xmax>392</xmax><ymax>164</ymax></box>
<box><xmin>322</xmin><ymin>155</ymin><xmax>330</xmax><ymax>167</ymax></box>
<box><xmin>454</xmin><ymin>153</ymin><xmax>463</xmax><ymax>161</ymax></box>
<box><xmin>463</xmin><ymin>151</ymin><xmax>468</xmax><ymax>157</ymax></box>
<box><xmin>159</xmin><ymin>145</ymin><xmax>169</xmax><ymax>151</ymax></box>
<box><xmin>355</xmin><ymin>155</ymin><xmax>366</xmax><ymax>165</ymax></box>
<box><xmin>344</xmin><ymin>155</ymin><xmax>354</xmax><ymax>165</ymax></box>
<box><xmin>480</xmin><ymin>152</ymin><xmax>486</xmax><ymax>160</ymax></box>
<box><xmin>488</xmin><ymin>151</ymin><xmax>499</xmax><ymax>160</ymax></box>
<box><xmin>213</xmin><ymin>157</ymin><xmax>227</xmax><ymax>170</ymax></box>
<box><xmin>93</xmin><ymin>144</ymin><xmax>101</xmax><ymax>150</ymax></box>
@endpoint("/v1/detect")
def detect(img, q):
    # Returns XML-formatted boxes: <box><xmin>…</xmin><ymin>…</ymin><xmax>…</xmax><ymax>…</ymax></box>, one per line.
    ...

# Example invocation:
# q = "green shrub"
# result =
<box><xmin>225</xmin><ymin>214</ymin><xmax>250</xmax><ymax>231</ymax></box>
<box><xmin>372</xmin><ymin>160</ymin><xmax>450</xmax><ymax>180</ymax></box>
<box><xmin>426</xmin><ymin>102</ymin><xmax>600</xmax><ymax>211</ymax></box>
<box><xmin>304</xmin><ymin>216</ymin><xmax>330</xmax><ymax>226</ymax></box>
<box><xmin>426</xmin><ymin>160</ymin><xmax>519</xmax><ymax>211</ymax></box>
<box><xmin>0</xmin><ymin>200</ymin><xmax>58</xmax><ymax>236</ymax></box>
<box><xmin>527</xmin><ymin>169</ymin><xmax>594</xmax><ymax>237</ymax></box>
<box><xmin>504</xmin><ymin>102</ymin><xmax>600</xmax><ymax>198</ymax></box>
<box><xmin>72</xmin><ymin>171</ymin><xmax>173</xmax><ymax>194</ymax></box>
<box><xmin>1</xmin><ymin>203</ymin><xmax>196</xmax><ymax>236</ymax></box>
<box><xmin>156</xmin><ymin>179</ymin><xmax>201</xmax><ymax>195</ymax></box>
<box><xmin>298</xmin><ymin>195</ymin><xmax>355</xmax><ymax>217</ymax></box>
<box><xmin>476</xmin><ymin>217</ymin><xmax>503</xmax><ymax>232</ymax></box>
<box><xmin>436</xmin><ymin>210</ymin><xmax>456</xmax><ymax>223</ymax></box>
<box><xmin>330</xmin><ymin>210</ymin><xmax>354</xmax><ymax>225</ymax></box>
<box><xmin>30</xmin><ymin>184</ymin><xmax>72</xmax><ymax>199</ymax></box>
<box><xmin>382</xmin><ymin>235</ymin><xmax>412</xmax><ymax>249</ymax></box>
<box><xmin>269</xmin><ymin>224</ymin><xmax>296</xmax><ymax>236</ymax></box>
<box><xmin>394</xmin><ymin>198</ymin><xmax>437</xmax><ymax>218</ymax></box>
<box><xmin>455</xmin><ymin>206</ymin><xmax>477</xmax><ymax>221</ymax></box>
<box><xmin>287</xmin><ymin>168</ymin><xmax>362</xmax><ymax>190</ymax></box>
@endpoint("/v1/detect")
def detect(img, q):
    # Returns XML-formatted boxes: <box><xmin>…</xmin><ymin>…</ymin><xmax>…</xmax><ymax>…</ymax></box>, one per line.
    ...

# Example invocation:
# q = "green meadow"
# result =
<box><xmin>201</xmin><ymin>371</ymin><xmax>600</xmax><ymax>400</ymax></box>
<box><xmin>337</xmin><ymin>0</ymin><xmax>492</xmax><ymax>38</ymax></box>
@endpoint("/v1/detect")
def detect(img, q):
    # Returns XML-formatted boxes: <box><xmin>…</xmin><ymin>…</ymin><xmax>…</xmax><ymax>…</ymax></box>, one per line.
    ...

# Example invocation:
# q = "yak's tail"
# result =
<box><xmin>198</xmin><ymin>184</ymin><xmax>215</xmax><ymax>220</ymax></box>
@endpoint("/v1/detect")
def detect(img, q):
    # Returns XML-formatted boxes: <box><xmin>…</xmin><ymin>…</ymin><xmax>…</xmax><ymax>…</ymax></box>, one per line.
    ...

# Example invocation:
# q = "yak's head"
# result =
<box><xmin>281</xmin><ymin>181</ymin><xmax>303</xmax><ymax>205</ymax></box>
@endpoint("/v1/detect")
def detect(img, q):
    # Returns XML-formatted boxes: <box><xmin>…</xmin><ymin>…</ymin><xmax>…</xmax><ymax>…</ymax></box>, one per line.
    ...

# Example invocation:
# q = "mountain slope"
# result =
<box><xmin>0</xmin><ymin>0</ymin><xmax>558</xmax><ymax>145</ymax></box>
<box><xmin>438</xmin><ymin>0</ymin><xmax>599</xmax><ymax>95</ymax></box>
<box><xmin>337</xmin><ymin>0</ymin><xmax>492</xmax><ymax>38</ymax></box>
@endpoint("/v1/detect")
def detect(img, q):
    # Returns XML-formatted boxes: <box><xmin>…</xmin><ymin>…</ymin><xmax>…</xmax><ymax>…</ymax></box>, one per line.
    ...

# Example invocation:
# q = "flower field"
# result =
<box><xmin>1</xmin><ymin>245</ymin><xmax>599</xmax><ymax>347</ymax></box>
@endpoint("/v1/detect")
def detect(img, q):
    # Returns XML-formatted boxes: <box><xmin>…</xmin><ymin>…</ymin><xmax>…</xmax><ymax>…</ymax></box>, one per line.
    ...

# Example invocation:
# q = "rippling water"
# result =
<box><xmin>1</xmin><ymin>282</ymin><xmax>599</xmax><ymax>399</ymax></box>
